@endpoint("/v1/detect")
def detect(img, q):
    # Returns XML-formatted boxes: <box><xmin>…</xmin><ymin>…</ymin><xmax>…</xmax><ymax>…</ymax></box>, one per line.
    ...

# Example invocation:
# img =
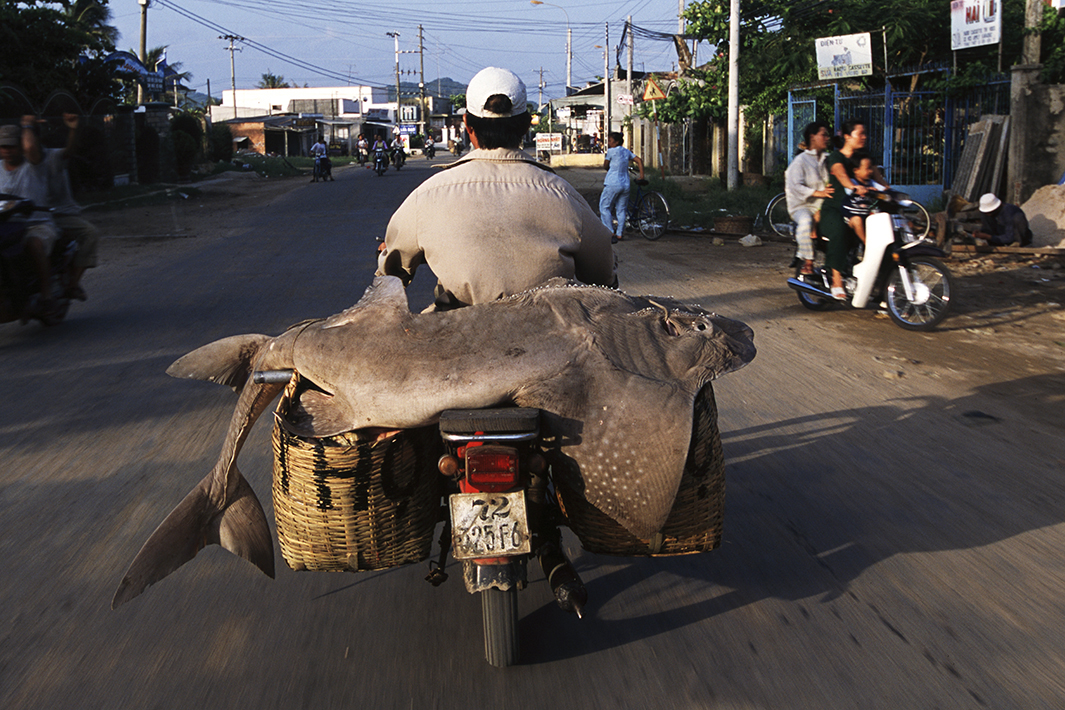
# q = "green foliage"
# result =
<box><xmin>450</xmin><ymin>93</ymin><xmax>466</xmax><ymax>111</ymax></box>
<box><xmin>0</xmin><ymin>0</ymin><xmax>121</xmax><ymax>107</ymax></box>
<box><xmin>1041</xmin><ymin>7</ymin><xmax>1065</xmax><ymax>84</ymax></box>
<box><xmin>171</xmin><ymin>129</ymin><xmax>197</xmax><ymax>178</ymax></box>
<box><xmin>170</xmin><ymin>112</ymin><xmax>203</xmax><ymax>144</ymax></box>
<box><xmin>257</xmin><ymin>71</ymin><xmax>290</xmax><ymax>89</ymax></box>
<box><xmin>652</xmin><ymin>0</ymin><xmax>1043</xmax><ymax>126</ymax></box>
<box><xmin>208</xmin><ymin>123</ymin><xmax>233</xmax><ymax>162</ymax></box>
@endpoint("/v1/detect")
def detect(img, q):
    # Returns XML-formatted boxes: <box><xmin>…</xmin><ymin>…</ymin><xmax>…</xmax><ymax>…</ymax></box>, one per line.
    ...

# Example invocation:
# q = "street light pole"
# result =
<box><xmin>387</xmin><ymin>32</ymin><xmax>401</xmax><ymax>132</ymax></box>
<box><xmin>530</xmin><ymin>1</ymin><xmax>571</xmax><ymax>94</ymax></box>
<box><xmin>137</xmin><ymin>0</ymin><xmax>149</xmax><ymax>104</ymax></box>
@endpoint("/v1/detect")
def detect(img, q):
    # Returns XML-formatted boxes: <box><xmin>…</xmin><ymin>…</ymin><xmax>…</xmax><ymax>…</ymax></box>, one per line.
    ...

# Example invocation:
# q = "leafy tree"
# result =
<box><xmin>0</xmin><ymin>0</ymin><xmax>121</xmax><ymax>107</ymax></box>
<box><xmin>258</xmin><ymin>71</ymin><xmax>290</xmax><ymax>89</ymax></box>
<box><xmin>450</xmin><ymin>93</ymin><xmax>466</xmax><ymax>111</ymax></box>
<box><xmin>648</xmin><ymin>0</ymin><xmax>1050</xmax><ymax>125</ymax></box>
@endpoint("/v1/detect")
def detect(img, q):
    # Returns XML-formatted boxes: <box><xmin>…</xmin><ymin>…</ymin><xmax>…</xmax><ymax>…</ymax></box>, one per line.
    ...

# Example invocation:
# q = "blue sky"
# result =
<box><xmin>110</xmin><ymin>0</ymin><xmax>694</xmax><ymax>101</ymax></box>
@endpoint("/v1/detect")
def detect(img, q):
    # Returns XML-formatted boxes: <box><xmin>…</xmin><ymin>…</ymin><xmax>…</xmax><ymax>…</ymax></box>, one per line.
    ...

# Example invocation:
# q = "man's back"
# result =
<box><xmin>379</xmin><ymin>147</ymin><xmax>615</xmax><ymax>309</ymax></box>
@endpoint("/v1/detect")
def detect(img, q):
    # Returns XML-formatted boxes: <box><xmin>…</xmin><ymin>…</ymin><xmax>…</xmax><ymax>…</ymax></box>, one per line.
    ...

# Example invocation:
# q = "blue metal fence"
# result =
<box><xmin>787</xmin><ymin>75</ymin><xmax>1010</xmax><ymax>202</ymax></box>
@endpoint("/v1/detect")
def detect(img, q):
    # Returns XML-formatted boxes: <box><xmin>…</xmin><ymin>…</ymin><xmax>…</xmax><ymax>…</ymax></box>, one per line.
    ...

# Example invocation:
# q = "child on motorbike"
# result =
<box><xmin>842</xmin><ymin>154</ymin><xmax>877</xmax><ymax>246</ymax></box>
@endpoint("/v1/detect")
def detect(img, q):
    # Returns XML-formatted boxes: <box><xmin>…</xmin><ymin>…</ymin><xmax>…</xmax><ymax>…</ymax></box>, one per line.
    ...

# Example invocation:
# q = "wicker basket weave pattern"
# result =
<box><xmin>271</xmin><ymin>383</ymin><xmax>443</xmax><ymax>572</ymax></box>
<box><xmin>556</xmin><ymin>384</ymin><xmax>724</xmax><ymax>556</ymax></box>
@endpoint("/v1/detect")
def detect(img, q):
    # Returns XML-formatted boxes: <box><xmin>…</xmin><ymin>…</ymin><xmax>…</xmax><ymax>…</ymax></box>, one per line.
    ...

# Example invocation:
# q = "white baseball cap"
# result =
<box><xmin>466</xmin><ymin>67</ymin><xmax>528</xmax><ymax>119</ymax></box>
<box><xmin>978</xmin><ymin>193</ymin><xmax>1002</xmax><ymax>213</ymax></box>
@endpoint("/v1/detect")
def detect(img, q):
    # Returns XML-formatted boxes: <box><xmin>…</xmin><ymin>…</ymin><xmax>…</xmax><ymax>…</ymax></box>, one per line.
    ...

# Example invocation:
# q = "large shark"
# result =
<box><xmin>112</xmin><ymin>276</ymin><xmax>755</xmax><ymax>608</ymax></box>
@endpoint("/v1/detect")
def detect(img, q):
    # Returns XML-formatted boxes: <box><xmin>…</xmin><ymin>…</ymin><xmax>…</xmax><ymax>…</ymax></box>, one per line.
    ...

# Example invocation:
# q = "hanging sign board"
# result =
<box><xmin>535</xmin><ymin>133</ymin><xmax>563</xmax><ymax>152</ymax></box>
<box><xmin>642</xmin><ymin>79</ymin><xmax>666</xmax><ymax>101</ymax></box>
<box><xmin>951</xmin><ymin>0</ymin><xmax>1002</xmax><ymax>50</ymax></box>
<box><xmin>815</xmin><ymin>33</ymin><xmax>873</xmax><ymax>80</ymax></box>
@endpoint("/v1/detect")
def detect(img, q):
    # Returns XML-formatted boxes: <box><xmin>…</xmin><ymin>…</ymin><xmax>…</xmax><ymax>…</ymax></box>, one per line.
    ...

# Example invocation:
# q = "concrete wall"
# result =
<box><xmin>1009</xmin><ymin>66</ymin><xmax>1065</xmax><ymax>204</ymax></box>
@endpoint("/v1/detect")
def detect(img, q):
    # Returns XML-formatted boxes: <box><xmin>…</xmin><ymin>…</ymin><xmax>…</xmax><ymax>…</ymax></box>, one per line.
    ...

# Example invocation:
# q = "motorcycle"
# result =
<box><xmin>0</xmin><ymin>194</ymin><xmax>76</xmax><ymax>326</ymax></box>
<box><xmin>434</xmin><ymin>407</ymin><xmax>586</xmax><ymax>667</ymax></box>
<box><xmin>424</xmin><ymin>141</ymin><xmax>436</xmax><ymax>160</ymax></box>
<box><xmin>373</xmin><ymin>148</ymin><xmax>389</xmax><ymax>177</ymax></box>
<box><xmin>787</xmin><ymin>187</ymin><xmax>954</xmax><ymax>331</ymax></box>
<box><xmin>391</xmin><ymin>147</ymin><xmax>406</xmax><ymax>171</ymax></box>
<box><xmin>311</xmin><ymin>154</ymin><xmax>333</xmax><ymax>182</ymax></box>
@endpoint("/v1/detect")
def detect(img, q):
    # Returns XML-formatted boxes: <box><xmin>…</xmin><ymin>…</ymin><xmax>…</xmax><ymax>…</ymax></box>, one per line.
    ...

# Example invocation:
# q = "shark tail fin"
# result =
<box><xmin>166</xmin><ymin>334</ymin><xmax>272</xmax><ymax>392</ymax></box>
<box><xmin>111</xmin><ymin>467</ymin><xmax>275</xmax><ymax>610</ymax></box>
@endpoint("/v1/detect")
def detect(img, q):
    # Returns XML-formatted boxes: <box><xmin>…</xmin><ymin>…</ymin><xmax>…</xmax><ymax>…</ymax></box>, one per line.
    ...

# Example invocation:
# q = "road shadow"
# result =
<box><xmin>518</xmin><ymin>371</ymin><xmax>1065</xmax><ymax>664</ymax></box>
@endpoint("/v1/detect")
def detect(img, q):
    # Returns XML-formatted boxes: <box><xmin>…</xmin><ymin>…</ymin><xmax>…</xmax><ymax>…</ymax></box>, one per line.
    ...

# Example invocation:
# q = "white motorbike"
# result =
<box><xmin>787</xmin><ymin>189</ymin><xmax>954</xmax><ymax>331</ymax></box>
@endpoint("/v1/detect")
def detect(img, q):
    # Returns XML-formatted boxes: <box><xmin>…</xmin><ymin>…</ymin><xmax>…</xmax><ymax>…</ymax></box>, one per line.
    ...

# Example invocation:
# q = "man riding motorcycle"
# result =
<box><xmin>376</xmin><ymin>66</ymin><xmax>616</xmax><ymax>311</ymax></box>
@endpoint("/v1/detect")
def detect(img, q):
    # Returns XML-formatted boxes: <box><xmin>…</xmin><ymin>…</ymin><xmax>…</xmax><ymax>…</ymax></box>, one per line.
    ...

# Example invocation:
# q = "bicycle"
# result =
<box><xmin>625</xmin><ymin>179</ymin><xmax>670</xmax><ymax>240</ymax></box>
<box><xmin>763</xmin><ymin>190</ymin><xmax>931</xmax><ymax>240</ymax></box>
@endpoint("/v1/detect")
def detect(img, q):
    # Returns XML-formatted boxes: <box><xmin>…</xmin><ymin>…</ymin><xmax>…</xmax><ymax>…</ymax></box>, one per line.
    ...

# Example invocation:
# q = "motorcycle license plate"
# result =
<box><xmin>449</xmin><ymin>491</ymin><xmax>532</xmax><ymax>560</ymax></box>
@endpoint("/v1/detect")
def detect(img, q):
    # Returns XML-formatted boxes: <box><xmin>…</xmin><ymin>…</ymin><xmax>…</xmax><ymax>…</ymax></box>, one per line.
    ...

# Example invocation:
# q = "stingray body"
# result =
<box><xmin>112</xmin><ymin>277</ymin><xmax>755</xmax><ymax>608</ymax></box>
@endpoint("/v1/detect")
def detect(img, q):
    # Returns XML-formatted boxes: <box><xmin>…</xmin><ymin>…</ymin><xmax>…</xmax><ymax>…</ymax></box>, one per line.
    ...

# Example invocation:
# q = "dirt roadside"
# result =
<box><xmin>82</xmin><ymin>164</ymin><xmax>1065</xmax><ymax>374</ymax></box>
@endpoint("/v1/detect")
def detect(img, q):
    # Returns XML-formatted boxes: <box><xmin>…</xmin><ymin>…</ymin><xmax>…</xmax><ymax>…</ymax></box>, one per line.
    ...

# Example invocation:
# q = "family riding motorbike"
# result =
<box><xmin>0</xmin><ymin>194</ymin><xmax>77</xmax><ymax>326</ymax></box>
<box><xmin>373</xmin><ymin>148</ymin><xmax>389</xmax><ymax>176</ymax></box>
<box><xmin>424</xmin><ymin>141</ymin><xmax>436</xmax><ymax>160</ymax></box>
<box><xmin>787</xmin><ymin>187</ymin><xmax>953</xmax><ymax>331</ymax></box>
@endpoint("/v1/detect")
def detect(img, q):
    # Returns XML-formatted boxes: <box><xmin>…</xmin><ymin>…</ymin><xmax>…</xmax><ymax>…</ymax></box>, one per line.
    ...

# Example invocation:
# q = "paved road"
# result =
<box><xmin>2</xmin><ymin>157</ymin><xmax>1063</xmax><ymax>709</ymax></box>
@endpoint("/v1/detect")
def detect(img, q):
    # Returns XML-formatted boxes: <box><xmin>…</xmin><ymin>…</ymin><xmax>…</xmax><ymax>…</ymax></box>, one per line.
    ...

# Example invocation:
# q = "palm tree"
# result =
<box><xmin>258</xmin><ymin>71</ymin><xmax>290</xmax><ymax>89</ymax></box>
<box><xmin>65</xmin><ymin>0</ymin><xmax>119</xmax><ymax>50</ymax></box>
<box><xmin>133</xmin><ymin>45</ymin><xmax>193</xmax><ymax>103</ymax></box>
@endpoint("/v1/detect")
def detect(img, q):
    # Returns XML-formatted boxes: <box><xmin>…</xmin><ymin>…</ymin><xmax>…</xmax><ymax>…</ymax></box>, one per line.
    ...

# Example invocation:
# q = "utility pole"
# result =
<box><xmin>137</xmin><ymin>0</ymin><xmax>149</xmax><ymax>104</ymax></box>
<box><xmin>604</xmin><ymin>23</ymin><xmax>611</xmax><ymax>146</ymax></box>
<box><xmin>627</xmin><ymin>16</ymin><xmax>634</xmax><ymax>149</ymax></box>
<box><xmin>726</xmin><ymin>0</ymin><xmax>739</xmax><ymax>190</ymax></box>
<box><xmin>418</xmin><ymin>26</ymin><xmax>426</xmax><ymax>138</ymax></box>
<box><xmin>220</xmin><ymin>35</ymin><xmax>243</xmax><ymax>120</ymax></box>
<box><xmin>387</xmin><ymin>32</ymin><xmax>401</xmax><ymax>133</ymax></box>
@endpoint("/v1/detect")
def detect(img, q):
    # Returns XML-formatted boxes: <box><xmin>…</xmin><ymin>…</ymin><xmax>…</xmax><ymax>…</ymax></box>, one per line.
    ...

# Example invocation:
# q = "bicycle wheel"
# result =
<box><xmin>636</xmin><ymin>191</ymin><xmax>670</xmax><ymax>240</ymax></box>
<box><xmin>898</xmin><ymin>200</ymin><xmax>931</xmax><ymax>239</ymax></box>
<box><xmin>766</xmin><ymin>193</ymin><xmax>794</xmax><ymax>239</ymax></box>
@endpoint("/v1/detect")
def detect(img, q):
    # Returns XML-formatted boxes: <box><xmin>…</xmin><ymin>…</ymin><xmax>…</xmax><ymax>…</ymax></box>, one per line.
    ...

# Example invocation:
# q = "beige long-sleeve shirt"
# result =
<box><xmin>377</xmin><ymin>147</ymin><xmax>616</xmax><ymax>310</ymax></box>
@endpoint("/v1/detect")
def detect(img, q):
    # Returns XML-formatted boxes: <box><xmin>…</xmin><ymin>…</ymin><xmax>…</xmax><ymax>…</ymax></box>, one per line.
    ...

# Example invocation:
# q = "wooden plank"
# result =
<box><xmin>949</xmin><ymin>243</ymin><xmax>1065</xmax><ymax>256</ymax></box>
<box><xmin>987</xmin><ymin>115</ymin><xmax>1011</xmax><ymax>199</ymax></box>
<box><xmin>948</xmin><ymin>119</ymin><xmax>988</xmax><ymax>202</ymax></box>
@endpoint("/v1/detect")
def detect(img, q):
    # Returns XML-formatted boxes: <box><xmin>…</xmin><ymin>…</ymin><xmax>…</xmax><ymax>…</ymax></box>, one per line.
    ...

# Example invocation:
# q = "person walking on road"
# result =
<box><xmin>599</xmin><ymin>131</ymin><xmax>644</xmax><ymax>244</ymax></box>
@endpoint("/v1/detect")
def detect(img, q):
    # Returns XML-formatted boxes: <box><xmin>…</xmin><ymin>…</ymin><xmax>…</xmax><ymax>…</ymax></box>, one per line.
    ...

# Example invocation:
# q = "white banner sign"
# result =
<box><xmin>951</xmin><ymin>0</ymin><xmax>1002</xmax><ymax>50</ymax></box>
<box><xmin>617</xmin><ymin>93</ymin><xmax>634</xmax><ymax>106</ymax></box>
<box><xmin>815</xmin><ymin>33</ymin><xmax>873</xmax><ymax>80</ymax></box>
<box><xmin>535</xmin><ymin>133</ymin><xmax>563</xmax><ymax>152</ymax></box>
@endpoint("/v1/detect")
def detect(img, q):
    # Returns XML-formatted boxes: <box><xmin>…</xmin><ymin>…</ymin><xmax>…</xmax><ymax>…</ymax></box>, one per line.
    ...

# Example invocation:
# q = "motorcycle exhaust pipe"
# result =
<box><xmin>786</xmin><ymin>276</ymin><xmax>832</xmax><ymax>300</ymax></box>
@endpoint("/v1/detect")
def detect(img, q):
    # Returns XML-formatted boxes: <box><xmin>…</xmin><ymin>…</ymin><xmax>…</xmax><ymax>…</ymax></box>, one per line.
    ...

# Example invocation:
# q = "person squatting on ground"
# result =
<box><xmin>842</xmin><ymin>154</ymin><xmax>877</xmax><ymax>246</ymax></box>
<box><xmin>1</xmin><ymin>118</ymin><xmax>60</xmax><ymax>316</ymax></box>
<box><xmin>784</xmin><ymin>121</ymin><xmax>833</xmax><ymax>275</ymax></box>
<box><xmin>973</xmin><ymin>193</ymin><xmax>1032</xmax><ymax>247</ymax></box>
<box><xmin>377</xmin><ymin>66</ymin><xmax>616</xmax><ymax>311</ymax></box>
<box><xmin>599</xmin><ymin>131</ymin><xmax>644</xmax><ymax>244</ymax></box>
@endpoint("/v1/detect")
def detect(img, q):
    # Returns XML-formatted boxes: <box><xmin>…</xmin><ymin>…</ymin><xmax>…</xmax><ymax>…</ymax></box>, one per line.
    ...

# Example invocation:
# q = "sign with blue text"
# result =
<box><xmin>951</xmin><ymin>0</ymin><xmax>1002</xmax><ymax>50</ymax></box>
<box><xmin>815</xmin><ymin>33</ymin><xmax>873</xmax><ymax>80</ymax></box>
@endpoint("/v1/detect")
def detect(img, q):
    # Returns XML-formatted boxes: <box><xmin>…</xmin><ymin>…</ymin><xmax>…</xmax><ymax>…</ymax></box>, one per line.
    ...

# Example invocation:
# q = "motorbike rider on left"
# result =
<box><xmin>0</xmin><ymin>118</ymin><xmax>59</xmax><ymax>318</ymax></box>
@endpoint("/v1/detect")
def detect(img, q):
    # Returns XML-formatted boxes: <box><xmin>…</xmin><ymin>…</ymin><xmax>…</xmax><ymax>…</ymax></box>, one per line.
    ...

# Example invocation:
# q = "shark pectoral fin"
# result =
<box><xmin>166</xmin><ymin>334</ymin><xmax>272</xmax><ymax>391</ymax></box>
<box><xmin>111</xmin><ymin>468</ymin><xmax>274</xmax><ymax>610</ymax></box>
<box><xmin>283</xmin><ymin>389</ymin><xmax>358</xmax><ymax>438</ymax></box>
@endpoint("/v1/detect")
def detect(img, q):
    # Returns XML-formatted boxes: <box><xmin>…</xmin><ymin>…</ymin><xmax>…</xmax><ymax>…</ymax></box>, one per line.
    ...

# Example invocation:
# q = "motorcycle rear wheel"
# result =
<box><xmin>886</xmin><ymin>256</ymin><xmax>952</xmax><ymax>330</ymax></box>
<box><xmin>481</xmin><ymin>587</ymin><xmax>519</xmax><ymax>667</ymax></box>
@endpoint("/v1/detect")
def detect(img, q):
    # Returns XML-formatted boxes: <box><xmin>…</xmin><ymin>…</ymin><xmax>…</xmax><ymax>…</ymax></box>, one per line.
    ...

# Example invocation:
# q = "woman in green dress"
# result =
<box><xmin>820</xmin><ymin>119</ymin><xmax>882</xmax><ymax>300</ymax></box>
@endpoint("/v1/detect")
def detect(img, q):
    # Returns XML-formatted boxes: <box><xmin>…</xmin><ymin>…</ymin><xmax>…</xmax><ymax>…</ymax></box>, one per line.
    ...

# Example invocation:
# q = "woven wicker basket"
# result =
<box><xmin>555</xmin><ymin>384</ymin><xmax>725</xmax><ymax>556</ymax></box>
<box><xmin>271</xmin><ymin>380</ymin><xmax>443</xmax><ymax>572</ymax></box>
<box><xmin>714</xmin><ymin>215</ymin><xmax>755</xmax><ymax>234</ymax></box>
